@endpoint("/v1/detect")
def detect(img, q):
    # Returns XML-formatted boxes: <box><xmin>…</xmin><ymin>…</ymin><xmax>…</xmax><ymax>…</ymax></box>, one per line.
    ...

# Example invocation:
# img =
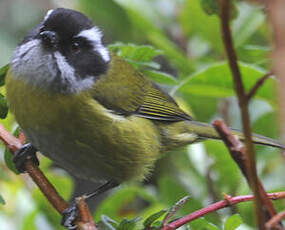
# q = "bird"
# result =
<box><xmin>5</xmin><ymin>8</ymin><xmax>284</xmax><ymax>229</ymax></box>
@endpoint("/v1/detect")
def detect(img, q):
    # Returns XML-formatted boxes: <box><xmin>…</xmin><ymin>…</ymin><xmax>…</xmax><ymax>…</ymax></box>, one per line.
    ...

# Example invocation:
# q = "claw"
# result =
<box><xmin>61</xmin><ymin>202</ymin><xmax>78</xmax><ymax>230</ymax></box>
<box><xmin>61</xmin><ymin>181</ymin><xmax>118</xmax><ymax>229</ymax></box>
<box><xmin>13</xmin><ymin>143</ymin><xmax>38</xmax><ymax>173</ymax></box>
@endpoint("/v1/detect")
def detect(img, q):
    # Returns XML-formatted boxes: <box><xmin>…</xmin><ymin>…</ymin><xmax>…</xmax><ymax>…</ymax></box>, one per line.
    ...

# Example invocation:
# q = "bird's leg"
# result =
<box><xmin>61</xmin><ymin>180</ymin><xmax>119</xmax><ymax>229</ymax></box>
<box><xmin>13</xmin><ymin>143</ymin><xmax>39</xmax><ymax>173</ymax></box>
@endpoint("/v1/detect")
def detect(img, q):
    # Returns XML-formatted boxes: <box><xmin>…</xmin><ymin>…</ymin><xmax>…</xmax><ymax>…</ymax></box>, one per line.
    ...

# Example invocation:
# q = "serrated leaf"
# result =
<box><xmin>224</xmin><ymin>214</ymin><xmax>242</xmax><ymax>230</ymax></box>
<box><xmin>0</xmin><ymin>194</ymin><xmax>5</xmax><ymax>205</ymax></box>
<box><xmin>4</xmin><ymin>148</ymin><xmax>19</xmax><ymax>174</ymax></box>
<box><xmin>142</xmin><ymin>70</ymin><xmax>177</xmax><ymax>85</ymax></box>
<box><xmin>0</xmin><ymin>93</ymin><xmax>8</xmax><ymax>119</ymax></box>
<box><xmin>0</xmin><ymin>64</ymin><xmax>9</xmax><ymax>87</ymax></box>
<box><xmin>143</xmin><ymin>209</ymin><xmax>167</xmax><ymax>227</ymax></box>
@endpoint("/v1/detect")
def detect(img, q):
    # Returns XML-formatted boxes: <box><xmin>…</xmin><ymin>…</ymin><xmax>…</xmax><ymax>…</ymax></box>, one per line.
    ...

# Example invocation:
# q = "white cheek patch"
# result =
<box><xmin>77</xmin><ymin>27</ymin><xmax>110</xmax><ymax>62</ymax></box>
<box><xmin>11</xmin><ymin>40</ymin><xmax>95</xmax><ymax>94</ymax></box>
<box><xmin>44</xmin><ymin>9</ymin><xmax>54</xmax><ymax>22</ymax></box>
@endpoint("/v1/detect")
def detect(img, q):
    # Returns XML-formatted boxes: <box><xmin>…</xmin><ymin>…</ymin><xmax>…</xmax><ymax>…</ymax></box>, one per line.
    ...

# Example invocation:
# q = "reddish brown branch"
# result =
<box><xmin>161</xmin><ymin>191</ymin><xmax>285</xmax><ymax>230</ymax></box>
<box><xmin>247</xmin><ymin>72</ymin><xmax>273</xmax><ymax>101</ymax></box>
<box><xmin>212</xmin><ymin>120</ymin><xmax>279</xmax><ymax>221</ymax></box>
<box><xmin>218</xmin><ymin>0</ymin><xmax>272</xmax><ymax>228</ymax></box>
<box><xmin>0</xmin><ymin>123</ymin><xmax>95</xmax><ymax>229</ymax></box>
<box><xmin>266</xmin><ymin>210</ymin><xmax>285</xmax><ymax>230</ymax></box>
<box><xmin>77</xmin><ymin>197</ymin><xmax>97</xmax><ymax>230</ymax></box>
<box><xmin>0</xmin><ymin>124</ymin><xmax>68</xmax><ymax>213</ymax></box>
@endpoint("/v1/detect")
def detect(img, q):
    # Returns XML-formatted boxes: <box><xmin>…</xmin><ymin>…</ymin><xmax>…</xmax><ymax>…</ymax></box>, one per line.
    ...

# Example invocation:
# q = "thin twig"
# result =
<box><xmin>161</xmin><ymin>191</ymin><xmax>285</xmax><ymax>230</ymax></box>
<box><xmin>266</xmin><ymin>210</ymin><xmax>285</xmax><ymax>230</ymax></box>
<box><xmin>77</xmin><ymin>196</ymin><xmax>97</xmax><ymax>230</ymax></box>
<box><xmin>0</xmin><ymin>124</ymin><xmax>68</xmax><ymax>213</ymax></box>
<box><xmin>218</xmin><ymin>1</ymin><xmax>272</xmax><ymax>228</ymax></box>
<box><xmin>0</xmin><ymin>123</ymin><xmax>96</xmax><ymax>229</ymax></box>
<box><xmin>212</xmin><ymin>120</ymin><xmax>279</xmax><ymax>222</ymax></box>
<box><xmin>247</xmin><ymin>72</ymin><xmax>273</xmax><ymax>101</ymax></box>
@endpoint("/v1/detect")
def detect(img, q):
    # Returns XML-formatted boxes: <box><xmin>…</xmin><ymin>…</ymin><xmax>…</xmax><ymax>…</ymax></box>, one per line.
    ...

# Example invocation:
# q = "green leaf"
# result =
<box><xmin>95</xmin><ymin>185</ymin><xmax>155</xmax><ymax>222</ymax></box>
<box><xmin>143</xmin><ymin>209</ymin><xmax>167</xmax><ymax>228</ymax></box>
<box><xmin>189</xmin><ymin>218</ymin><xmax>220</xmax><ymax>230</ymax></box>
<box><xmin>200</xmin><ymin>0</ymin><xmax>219</xmax><ymax>15</ymax></box>
<box><xmin>0</xmin><ymin>194</ymin><xmax>5</xmax><ymax>205</ymax></box>
<box><xmin>4</xmin><ymin>126</ymin><xmax>21</xmax><ymax>174</ymax></box>
<box><xmin>0</xmin><ymin>64</ymin><xmax>9</xmax><ymax>87</ymax></box>
<box><xmin>117</xmin><ymin>217</ymin><xmax>141</xmax><ymax>230</ymax></box>
<box><xmin>4</xmin><ymin>147</ymin><xmax>19</xmax><ymax>175</ymax></box>
<box><xmin>112</xmin><ymin>2</ymin><xmax>193</xmax><ymax>75</ymax></box>
<box><xmin>142</xmin><ymin>70</ymin><xmax>177</xmax><ymax>85</ymax></box>
<box><xmin>22</xmin><ymin>210</ymin><xmax>38</xmax><ymax>230</ymax></box>
<box><xmin>79</xmin><ymin>0</ymin><xmax>135</xmax><ymax>42</ymax></box>
<box><xmin>180</xmin><ymin>0</ymin><xmax>223</xmax><ymax>53</ymax></box>
<box><xmin>224</xmin><ymin>214</ymin><xmax>243</xmax><ymax>230</ymax></box>
<box><xmin>237</xmin><ymin>45</ymin><xmax>270</xmax><ymax>65</ymax></box>
<box><xmin>233</xmin><ymin>3</ymin><xmax>265</xmax><ymax>48</ymax></box>
<box><xmin>173</xmin><ymin>62</ymin><xmax>277</xmax><ymax>107</ymax></box>
<box><xmin>159</xmin><ymin>176</ymin><xmax>203</xmax><ymax>215</ymax></box>
<box><xmin>109</xmin><ymin>43</ymin><xmax>162</xmax><ymax>62</ymax></box>
<box><xmin>200</xmin><ymin>0</ymin><xmax>238</xmax><ymax>19</ymax></box>
<box><xmin>0</xmin><ymin>93</ymin><xmax>8</xmax><ymax>119</ymax></box>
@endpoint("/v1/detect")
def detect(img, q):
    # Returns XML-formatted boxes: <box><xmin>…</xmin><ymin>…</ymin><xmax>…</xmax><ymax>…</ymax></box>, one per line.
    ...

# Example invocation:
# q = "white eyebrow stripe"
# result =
<box><xmin>78</xmin><ymin>27</ymin><xmax>103</xmax><ymax>43</ymax></box>
<box><xmin>77</xmin><ymin>27</ymin><xmax>110</xmax><ymax>62</ymax></box>
<box><xmin>44</xmin><ymin>9</ymin><xmax>54</xmax><ymax>21</ymax></box>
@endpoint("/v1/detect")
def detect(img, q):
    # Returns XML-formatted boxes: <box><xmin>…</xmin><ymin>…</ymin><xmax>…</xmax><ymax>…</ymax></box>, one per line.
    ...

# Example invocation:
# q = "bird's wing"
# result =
<box><xmin>135</xmin><ymin>82</ymin><xmax>192</xmax><ymax>121</ymax></box>
<box><xmin>92</xmin><ymin>54</ymin><xmax>192</xmax><ymax>121</ymax></box>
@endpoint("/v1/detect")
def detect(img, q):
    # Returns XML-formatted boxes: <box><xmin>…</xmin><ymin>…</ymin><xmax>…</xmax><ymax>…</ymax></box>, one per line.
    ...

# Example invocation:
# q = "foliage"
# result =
<box><xmin>0</xmin><ymin>0</ymin><xmax>284</xmax><ymax>230</ymax></box>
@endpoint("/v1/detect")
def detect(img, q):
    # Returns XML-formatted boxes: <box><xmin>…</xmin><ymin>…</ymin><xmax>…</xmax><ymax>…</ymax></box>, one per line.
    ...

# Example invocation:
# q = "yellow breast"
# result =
<box><xmin>5</xmin><ymin>71</ymin><xmax>162</xmax><ymax>182</ymax></box>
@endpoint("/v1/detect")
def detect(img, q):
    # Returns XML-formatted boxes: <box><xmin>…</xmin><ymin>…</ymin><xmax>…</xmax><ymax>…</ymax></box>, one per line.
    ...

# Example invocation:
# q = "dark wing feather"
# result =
<box><xmin>92</xmin><ymin>54</ymin><xmax>192</xmax><ymax>122</ymax></box>
<box><xmin>135</xmin><ymin>83</ymin><xmax>192</xmax><ymax>121</ymax></box>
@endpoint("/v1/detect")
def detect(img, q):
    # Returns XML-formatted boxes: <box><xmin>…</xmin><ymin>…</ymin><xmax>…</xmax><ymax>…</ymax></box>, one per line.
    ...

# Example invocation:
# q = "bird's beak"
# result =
<box><xmin>39</xmin><ymin>31</ymin><xmax>58</xmax><ymax>49</ymax></box>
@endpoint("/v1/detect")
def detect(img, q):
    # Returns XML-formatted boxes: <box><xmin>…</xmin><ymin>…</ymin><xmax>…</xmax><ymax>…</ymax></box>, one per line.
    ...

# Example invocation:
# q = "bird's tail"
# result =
<box><xmin>186</xmin><ymin>120</ymin><xmax>285</xmax><ymax>149</ymax></box>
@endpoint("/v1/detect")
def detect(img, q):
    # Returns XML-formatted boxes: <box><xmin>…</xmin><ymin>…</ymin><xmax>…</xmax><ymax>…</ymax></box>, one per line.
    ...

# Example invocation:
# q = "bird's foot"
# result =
<box><xmin>61</xmin><ymin>180</ymin><xmax>119</xmax><ymax>229</ymax></box>
<box><xmin>61</xmin><ymin>201</ymin><xmax>79</xmax><ymax>230</ymax></box>
<box><xmin>13</xmin><ymin>143</ymin><xmax>39</xmax><ymax>173</ymax></box>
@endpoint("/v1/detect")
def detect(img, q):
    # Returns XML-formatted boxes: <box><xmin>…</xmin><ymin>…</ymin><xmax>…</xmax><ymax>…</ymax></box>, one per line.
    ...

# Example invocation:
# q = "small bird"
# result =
<box><xmin>5</xmin><ymin>8</ymin><xmax>284</xmax><ymax>228</ymax></box>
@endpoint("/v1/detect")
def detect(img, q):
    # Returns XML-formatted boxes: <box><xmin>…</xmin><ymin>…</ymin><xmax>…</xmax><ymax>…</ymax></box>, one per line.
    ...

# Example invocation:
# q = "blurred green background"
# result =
<box><xmin>0</xmin><ymin>0</ymin><xmax>284</xmax><ymax>229</ymax></box>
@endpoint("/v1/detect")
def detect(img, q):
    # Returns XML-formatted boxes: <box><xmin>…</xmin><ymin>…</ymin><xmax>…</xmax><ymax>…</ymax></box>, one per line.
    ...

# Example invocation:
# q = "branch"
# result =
<box><xmin>0</xmin><ymin>124</ymin><xmax>68</xmax><ymax>213</ymax></box>
<box><xmin>212</xmin><ymin>120</ymin><xmax>279</xmax><ymax>222</ymax></box>
<box><xmin>161</xmin><ymin>191</ymin><xmax>285</xmax><ymax>230</ymax></box>
<box><xmin>266</xmin><ymin>210</ymin><xmax>285</xmax><ymax>230</ymax></box>
<box><xmin>218</xmin><ymin>1</ymin><xmax>273</xmax><ymax>228</ymax></box>
<box><xmin>77</xmin><ymin>197</ymin><xmax>97</xmax><ymax>230</ymax></box>
<box><xmin>0</xmin><ymin>123</ymin><xmax>95</xmax><ymax>229</ymax></box>
<box><xmin>247</xmin><ymin>72</ymin><xmax>273</xmax><ymax>101</ymax></box>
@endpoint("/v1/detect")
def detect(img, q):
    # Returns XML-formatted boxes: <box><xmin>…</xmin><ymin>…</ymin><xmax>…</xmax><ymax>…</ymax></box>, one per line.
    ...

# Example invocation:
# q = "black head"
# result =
<box><xmin>20</xmin><ymin>8</ymin><xmax>110</xmax><ymax>86</ymax></box>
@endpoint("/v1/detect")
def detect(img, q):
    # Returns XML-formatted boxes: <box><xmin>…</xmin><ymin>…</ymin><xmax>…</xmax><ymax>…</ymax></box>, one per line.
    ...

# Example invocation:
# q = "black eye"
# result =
<box><xmin>39</xmin><ymin>26</ymin><xmax>45</xmax><ymax>35</ymax></box>
<box><xmin>71</xmin><ymin>41</ymin><xmax>80</xmax><ymax>53</ymax></box>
